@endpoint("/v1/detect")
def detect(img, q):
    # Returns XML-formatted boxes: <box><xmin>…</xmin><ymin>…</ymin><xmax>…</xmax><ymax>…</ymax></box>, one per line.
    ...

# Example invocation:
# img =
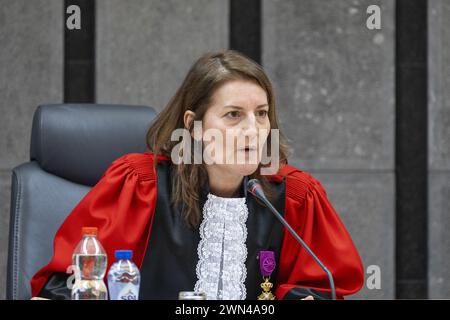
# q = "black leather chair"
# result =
<box><xmin>7</xmin><ymin>103</ymin><xmax>157</xmax><ymax>300</ymax></box>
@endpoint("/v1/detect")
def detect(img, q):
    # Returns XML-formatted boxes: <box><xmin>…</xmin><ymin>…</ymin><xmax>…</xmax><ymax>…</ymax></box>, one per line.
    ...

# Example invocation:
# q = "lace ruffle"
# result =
<box><xmin>194</xmin><ymin>193</ymin><xmax>248</xmax><ymax>300</ymax></box>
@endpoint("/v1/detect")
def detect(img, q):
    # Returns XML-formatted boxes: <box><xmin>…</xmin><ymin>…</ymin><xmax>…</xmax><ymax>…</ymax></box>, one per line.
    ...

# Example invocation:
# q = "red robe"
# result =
<box><xmin>31</xmin><ymin>152</ymin><xmax>364</xmax><ymax>299</ymax></box>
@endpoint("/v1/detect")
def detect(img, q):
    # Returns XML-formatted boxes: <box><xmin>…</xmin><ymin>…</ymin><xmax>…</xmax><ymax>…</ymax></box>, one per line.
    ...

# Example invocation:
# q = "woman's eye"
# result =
<box><xmin>256</xmin><ymin>110</ymin><xmax>268</xmax><ymax>117</ymax></box>
<box><xmin>226</xmin><ymin>111</ymin><xmax>241</xmax><ymax>119</ymax></box>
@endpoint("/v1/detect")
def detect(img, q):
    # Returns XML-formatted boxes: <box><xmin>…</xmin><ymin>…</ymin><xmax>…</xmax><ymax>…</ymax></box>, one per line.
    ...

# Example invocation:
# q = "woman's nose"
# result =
<box><xmin>241</xmin><ymin>114</ymin><xmax>258</xmax><ymax>135</ymax></box>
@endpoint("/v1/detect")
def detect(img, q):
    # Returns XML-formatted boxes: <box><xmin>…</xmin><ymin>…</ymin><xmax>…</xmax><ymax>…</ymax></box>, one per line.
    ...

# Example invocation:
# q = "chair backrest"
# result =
<box><xmin>7</xmin><ymin>103</ymin><xmax>157</xmax><ymax>299</ymax></box>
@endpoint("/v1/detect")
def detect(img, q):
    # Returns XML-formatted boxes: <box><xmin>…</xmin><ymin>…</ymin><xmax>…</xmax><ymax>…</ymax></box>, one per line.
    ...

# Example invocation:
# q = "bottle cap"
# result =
<box><xmin>82</xmin><ymin>227</ymin><xmax>98</xmax><ymax>236</ymax></box>
<box><xmin>115</xmin><ymin>250</ymin><xmax>133</xmax><ymax>261</ymax></box>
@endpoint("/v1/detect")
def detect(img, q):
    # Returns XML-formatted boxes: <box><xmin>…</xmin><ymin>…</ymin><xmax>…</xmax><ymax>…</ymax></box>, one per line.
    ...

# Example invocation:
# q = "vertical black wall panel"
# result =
<box><xmin>230</xmin><ymin>0</ymin><xmax>261</xmax><ymax>64</ymax></box>
<box><xmin>395</xmin><ymin>0</ymin><xmax>428</xmax><ymax>299</ymax></box>
<box><xmin>64</xmin><ymin>0</ymin><xmax>95</xmax><ymax>102</ymax></box>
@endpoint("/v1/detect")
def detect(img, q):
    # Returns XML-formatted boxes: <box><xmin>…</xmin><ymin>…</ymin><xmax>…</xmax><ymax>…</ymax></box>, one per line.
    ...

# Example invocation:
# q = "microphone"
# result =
<box><xmin>246</xmin><ymin>178</ymin><xmax>337</xmax><ymax>300</ymax></box>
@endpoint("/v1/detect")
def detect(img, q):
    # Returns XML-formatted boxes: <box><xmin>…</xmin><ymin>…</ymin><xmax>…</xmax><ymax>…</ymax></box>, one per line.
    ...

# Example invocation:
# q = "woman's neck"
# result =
<box><xmin>205</xmin><ymin>165</ymin><xmax>243</xmax><ymax>198</ymax></box>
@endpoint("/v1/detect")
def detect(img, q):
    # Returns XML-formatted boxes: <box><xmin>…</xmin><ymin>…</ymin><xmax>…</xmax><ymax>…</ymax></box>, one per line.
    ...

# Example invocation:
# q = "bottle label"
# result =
<box><xmin>117</xmin><ymin>283</ymin><xmax>139</xmax><ymax>300</ymax></box>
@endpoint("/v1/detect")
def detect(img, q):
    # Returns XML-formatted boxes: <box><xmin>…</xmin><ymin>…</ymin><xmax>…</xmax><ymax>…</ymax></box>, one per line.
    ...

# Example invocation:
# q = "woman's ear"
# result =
<box><xmin>183</xmin><ymin>110</ymin><xmax>198</xmax><ymax>139</ymax></box>
<box><xmin>183</xmin><ymin>110</ymin><xmax>195</xmax><ymax>129</ymax></box>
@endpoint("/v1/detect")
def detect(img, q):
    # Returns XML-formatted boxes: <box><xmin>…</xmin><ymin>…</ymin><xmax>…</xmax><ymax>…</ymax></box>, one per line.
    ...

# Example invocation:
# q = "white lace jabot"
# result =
<box><xmin>194</xmin><ymin>193</ymin><xmax>249</xmax><ymax>300</ymax></box>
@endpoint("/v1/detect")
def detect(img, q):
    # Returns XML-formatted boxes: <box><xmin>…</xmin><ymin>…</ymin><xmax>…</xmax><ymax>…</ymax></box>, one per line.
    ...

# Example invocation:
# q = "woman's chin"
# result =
<box><xmin>233</xmin><ymin>163</ymin><xmax>260</xmax><ymax>177</ymax></box>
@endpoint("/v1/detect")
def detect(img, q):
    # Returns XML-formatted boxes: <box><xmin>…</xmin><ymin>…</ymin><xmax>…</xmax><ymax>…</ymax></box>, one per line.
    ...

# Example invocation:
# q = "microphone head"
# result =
<box><xmin>246</xmin><ymin>178</ymin><xmax>266</xmax><ymax>200</ymax></box>
<box><xmin>246</xmin><ymin>178</ymin><xmax>261</xmax><ymax>193</ymax></box>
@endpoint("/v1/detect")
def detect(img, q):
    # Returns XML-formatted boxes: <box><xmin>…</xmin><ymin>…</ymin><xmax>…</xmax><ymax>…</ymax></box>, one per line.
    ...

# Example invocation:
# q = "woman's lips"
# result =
<box><xmin>240</xmin><ymin>146</ymin><xmax>257</xmax><ymax>151</ymax></box>
<box><xmin>238</xmin><ymin>147</ymin><xmax>258</xmax><ymax>156</ymax></box>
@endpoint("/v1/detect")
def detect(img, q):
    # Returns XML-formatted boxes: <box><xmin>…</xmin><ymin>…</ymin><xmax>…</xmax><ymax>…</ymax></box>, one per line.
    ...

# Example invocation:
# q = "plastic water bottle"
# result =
<box><xmin>107</xmin><ymin>250</ymin><xmax>140</xmax><ymax>300</ymax></box>
<box><xmin>71</xmin><ymin>227</ymin><xmax>108</xmax><ymax>300</ymax></box>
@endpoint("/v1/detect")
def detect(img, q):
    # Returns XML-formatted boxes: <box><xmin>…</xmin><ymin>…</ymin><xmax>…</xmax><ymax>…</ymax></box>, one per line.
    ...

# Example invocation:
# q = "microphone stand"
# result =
<box><xmin>247</xmin><ymin>179</ymin><xmax>337</xmax><ymax>300</ymax></box>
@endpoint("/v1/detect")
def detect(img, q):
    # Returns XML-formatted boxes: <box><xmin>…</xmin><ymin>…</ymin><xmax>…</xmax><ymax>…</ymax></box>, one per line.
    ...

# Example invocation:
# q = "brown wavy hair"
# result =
<box><xmin>146</xmin><ymin>50</ymin><xmax>290</xmax><ymax>228</ymax></box>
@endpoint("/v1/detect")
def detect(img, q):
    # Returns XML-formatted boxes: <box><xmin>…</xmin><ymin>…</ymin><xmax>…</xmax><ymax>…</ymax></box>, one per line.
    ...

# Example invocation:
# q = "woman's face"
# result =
<box><xmin>200</xmin><ymin>79</ymin><xmax>271</xmax><ymax>177</ymax></box>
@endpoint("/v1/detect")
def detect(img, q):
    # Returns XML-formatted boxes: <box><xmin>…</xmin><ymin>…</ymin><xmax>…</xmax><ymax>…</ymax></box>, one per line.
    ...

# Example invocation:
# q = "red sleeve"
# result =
<box><xmin>30</xmin><ymin>152</ymin><xmax>159</xmax><ymax>297</ymax></box>
<box><xmin>275</xmin><ymin>170</ymin><xmax>364</xmax><ymax>299</ymax></box>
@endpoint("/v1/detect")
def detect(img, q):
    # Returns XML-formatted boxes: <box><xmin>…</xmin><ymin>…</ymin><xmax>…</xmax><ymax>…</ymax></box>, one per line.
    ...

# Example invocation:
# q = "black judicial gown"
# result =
<box><xmin>31</xmin><ymin>152</ymin><xmax>364</xmax><ymax>300</ymax></box>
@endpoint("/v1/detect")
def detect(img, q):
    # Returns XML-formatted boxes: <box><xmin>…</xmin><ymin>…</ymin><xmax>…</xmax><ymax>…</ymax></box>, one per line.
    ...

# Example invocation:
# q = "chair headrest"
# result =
<box><xmin>30</xmin><ymin>104</ymin><xmax>157</xmax><ymax>186</ymax></box>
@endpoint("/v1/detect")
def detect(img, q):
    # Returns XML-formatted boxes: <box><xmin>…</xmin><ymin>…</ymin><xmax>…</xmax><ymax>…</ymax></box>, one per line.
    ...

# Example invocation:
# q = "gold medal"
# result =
<box><xmin>257</xmin><ymin>276</ymin><xmax>276</xmax><ymax>300</ymax></box>
<box><xmin>257</xmin><ymin>250</ymin><xmax>277</xmax><ymax>300</ymax></box>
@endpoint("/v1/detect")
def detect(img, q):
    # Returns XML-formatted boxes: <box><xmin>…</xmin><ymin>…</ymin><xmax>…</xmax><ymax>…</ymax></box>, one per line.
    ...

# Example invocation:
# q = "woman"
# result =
<box><xmin>31</xmin><ymin>50</ymin><xmax>364</xmax><ymax>300</ymax></box>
